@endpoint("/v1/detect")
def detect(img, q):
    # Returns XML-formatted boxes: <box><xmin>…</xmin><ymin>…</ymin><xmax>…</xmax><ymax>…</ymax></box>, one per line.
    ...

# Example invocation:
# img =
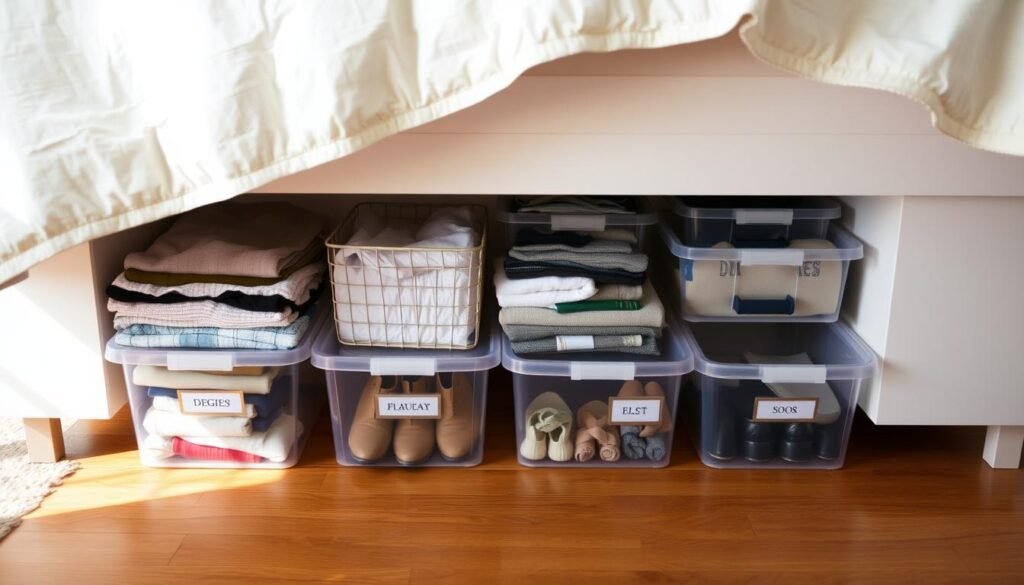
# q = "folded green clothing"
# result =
<box><xmin>499</xmin><ymin>281</ymin><xmax>663</xmax><ymax>328</ymax></box>
<box><xmin>554</xmin><ymin>299</ymin><xmax>640</xmax><ymax>313</ymax></box>
<box><xmin>502</xmin><ymin>324</ymin><xmax>663</xmax><ymax>342</ymax></box>
<box><xmin>511</xmin><ymin>334</ymin><xmax>659</xmax><ymax>356</ymax></box>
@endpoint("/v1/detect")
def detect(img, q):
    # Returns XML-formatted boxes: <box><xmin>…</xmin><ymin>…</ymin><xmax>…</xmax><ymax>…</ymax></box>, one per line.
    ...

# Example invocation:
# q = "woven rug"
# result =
<box><xmin>0</xmin><ymin>418</ymin><xmax>78</xmax><ymax>540</ymax></box>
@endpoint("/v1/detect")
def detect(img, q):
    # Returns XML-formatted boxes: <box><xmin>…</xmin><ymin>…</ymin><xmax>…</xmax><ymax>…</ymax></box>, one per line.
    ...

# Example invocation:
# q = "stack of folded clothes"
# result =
<box><xmin>496</xmin><ymin>218</ymin><xmax>665</xmax><ymax>356</ymax></box>
<box><xmin>135</xmin><ymin>366</ymin><xmax>300</xmax><ymax>463</ymax></box>
<box><xmin>107</xmin><ymin>201</ymin><xmax>326</xmax><ymax>350</ymax></box>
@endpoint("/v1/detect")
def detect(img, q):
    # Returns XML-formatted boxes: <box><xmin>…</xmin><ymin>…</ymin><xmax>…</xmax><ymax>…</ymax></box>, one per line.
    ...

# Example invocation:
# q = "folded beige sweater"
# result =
<box><xmin>499</xmin><ymin>281</ymin><xmax>664</xmax><ymax>328</ymax></box>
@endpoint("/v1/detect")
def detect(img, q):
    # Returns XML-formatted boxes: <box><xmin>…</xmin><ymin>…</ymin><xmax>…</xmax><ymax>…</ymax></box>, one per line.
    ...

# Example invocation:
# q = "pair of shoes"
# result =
<box><xmin>575</xmin><ymin>401</ymin><xmax>620</xmax><ymax>463</ymax></box>
<box><xmin>520</xmin><ymin>392</ymin><xmax>574</xmax><ymax>462</ymax></box>
<box><xmin>741</xmin><ymin>420</ymin><xmax>824</xmax><ymax>463</ymax></box>
<box><xmin>617</xmin><ymin>381</ymin><xmax>672</xmax><ymax>462</ymax></box>
<box><xmin>348</xmin><ymin>373</ymin><xmax>476</xmax><ymax>465</ymax></box>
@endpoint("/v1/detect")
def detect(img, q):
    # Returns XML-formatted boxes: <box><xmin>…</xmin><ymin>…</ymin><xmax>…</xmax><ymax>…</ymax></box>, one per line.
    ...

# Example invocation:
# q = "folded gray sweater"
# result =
<box><xmin>508</xmin><ymin>247</ymin><xmax>648</xmax><ymax>273</ymax></box>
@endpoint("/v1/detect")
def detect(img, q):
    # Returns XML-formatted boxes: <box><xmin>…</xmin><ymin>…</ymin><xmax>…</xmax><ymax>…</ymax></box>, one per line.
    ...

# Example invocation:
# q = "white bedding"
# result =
<box><xmin>2</xmin><ymin>0</ymin><xmax>1023</xmax><ymax>283</ymax></box>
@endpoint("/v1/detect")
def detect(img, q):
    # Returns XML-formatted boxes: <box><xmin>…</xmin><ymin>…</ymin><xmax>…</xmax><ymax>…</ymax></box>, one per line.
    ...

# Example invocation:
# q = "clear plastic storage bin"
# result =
<box><xmin>312</xmin><ymin>315</ymin><xmax>501</xmax><ymax>467</ymax></box>
<box><xmin>658</xmin><ymin>220</ymin><xmax>864</xmax><ymax>322</ymax></box>
<box><xmin>671</xmin><ymin>197</ymin><xmax>841</xmax><ymax>248</ymax></box>
<box><xmin>502</xmin><ymin>323</ymin><xmax>693</xmax><ymax>468</ymax></box>
<box><xmin>496</xmin><ymin>196</ymin><xmax>658</xmax><ymax>251</ymax></box>
<box><xmin>681</xmin><ymin>321</ymin><xmax>876</xmax><ymax>470</ymax></box>
<box><xmin>104</xmin><ymin>314</ymin><xmax>327</xmax><ymax>469</ymax></box>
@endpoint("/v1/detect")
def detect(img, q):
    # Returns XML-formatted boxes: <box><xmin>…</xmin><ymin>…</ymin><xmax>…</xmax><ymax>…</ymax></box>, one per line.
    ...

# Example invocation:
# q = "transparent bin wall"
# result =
<box><xmin>654</xmin><ymin>222</ymin><xmax>860</xmax><ymax>323</ymax></box>
<box><xmin>325</xmin><ymin>369</ymin><xmax>489</xmax><ymax>467</ymax></box>
<box><xmin>122</xmin><ymin>361</ymin><xmax>323</xmax><ymax>469</ymax></box>
<box><xmin>673</xmin><ymin>197</ymin><xmax>839</xmax><ymax>248</ymax></box>
<box><xmin>497</xmin><ymin>197</ymin><xmax>657</xmax><ymax>252</ymax></box>
<box><xmin>682</xmin><ymin>322</ymin><xmax>873</xmax><ymax>470</ymax></box>
<box><xmin>511</xmin><ymin>373</ymin><xmax>682</xmax><ymax>468</ymax></box>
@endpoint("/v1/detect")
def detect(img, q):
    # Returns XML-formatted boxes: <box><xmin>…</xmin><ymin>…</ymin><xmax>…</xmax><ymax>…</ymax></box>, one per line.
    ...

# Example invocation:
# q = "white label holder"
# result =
<box><xmin>369</xmin><ymin>357</ymin><xmax>437</xmax><ymax>376</ymax></box>
<box><xmin>753</xmin><ymin>397</ymin><xmax>819</xmax><ymax>422</ymax></box>
<box><xmin>551</xmin><ymin>215</ymin><xmax>606</xmax><ymax>232</ymax></box>
<box><xmin>570</xmin><ymin>362</ymin><xmax>636</xmax><ymax>381</ymax></box>
<box><xmin>166</xmin><ymin>352</ymin><xmax>235</xmax><ymax>372</ymax></box>
<box><xmin>759</xmin><ymin>365</ymin><xmax>828</xmax><ymax>384</ymax></box>
<box><xmin>376</xmin><ymin>394</ymin><xmax>441</xmax><ymax>419</ymax></box>
<box><xmin>739</xmin><ymin>249</ymin><xmax>805</xmax><ymax>266</ymax></box>
<box><xmin>735</xmin><ymin>209</ymin><xmax>794</xmax><ymax>225</ymax></box>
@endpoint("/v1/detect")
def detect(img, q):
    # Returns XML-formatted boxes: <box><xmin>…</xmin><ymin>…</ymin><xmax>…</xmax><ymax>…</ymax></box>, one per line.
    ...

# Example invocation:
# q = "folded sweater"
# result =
<box><xmin>499</xmin><ymin>281</ymin><xmax>664</xmax><ymax>329</ymax></box>
<box><xmin>504</xmin><ymin>258</ymin><xmax>644</xmax><ymax>285</ymax></box>
<box><xmin>141</xmin><ymin>414</ymin><xmax>302</xmax><ymax>463</ymax></box>
<box><xmin>508</xmin><ymin>247</ymin><xmax>648</xmax><ymax>272</ymax></box>
<box><xmin>114</xmin><ymin>316</ymin><xmax>312</xmax><ymax>350</ymax></box>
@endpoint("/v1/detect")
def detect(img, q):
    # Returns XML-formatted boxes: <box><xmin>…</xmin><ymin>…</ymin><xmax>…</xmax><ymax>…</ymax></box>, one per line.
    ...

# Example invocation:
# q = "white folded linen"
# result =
<box><xmin>494</xmin><ymin>257</ymin><xmax>596</xmax><ymax>308</ymax></box>
<box><xmin>110</xmin><ymin>298</ymin><xmax>297</xmax><ymax>330</ymax></box>
<box><xmin>132</xmin><ymin>365</ymin><xmax>279</xmax><ymax>394</ymax></box>
<box><xmin>142</xmin><ymin>407</ymin><xmax>252</xmax><ymax>438</ymax></box>
<box><xmin>141</xmin><ymin>414</ymin><xmax>303</xmax><ymax>463</ymax></box>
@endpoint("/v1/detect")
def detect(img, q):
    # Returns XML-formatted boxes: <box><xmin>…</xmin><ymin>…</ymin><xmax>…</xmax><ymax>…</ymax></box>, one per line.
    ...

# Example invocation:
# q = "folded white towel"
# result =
<box><xmin>132</xmin><ymin>365</ymin><xmax>279</xmax><ymax>394</ymax></box>
<box><xmin>142</xmin><ymin>407</ymin><xmax>252</xmax><ymax>438</ymax></box>
<box><xmin>494</xmin><ymin>257</ymin><xmax>596</xmax><ymax>308</ymax></box>
<box><xmin>141</xmin><ymin>414</ymin><xmax>303</xmax><ymax>463</ymax></box>
<box><xmin>142</xmin><ymin>415</ymin><xmax>302</xmax><ymax>463</ymax></box>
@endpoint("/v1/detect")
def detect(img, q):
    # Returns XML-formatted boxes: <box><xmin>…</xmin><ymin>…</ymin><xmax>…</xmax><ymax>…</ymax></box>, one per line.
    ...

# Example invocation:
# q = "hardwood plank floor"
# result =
<box><xmin>3</xmin><ymin>368</ymin><xmax>1022</xmax><ymax>584</ymax></box>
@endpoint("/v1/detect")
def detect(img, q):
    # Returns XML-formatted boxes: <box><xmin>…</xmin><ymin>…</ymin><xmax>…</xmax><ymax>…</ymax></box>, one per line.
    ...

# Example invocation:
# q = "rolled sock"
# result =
<box><xmin>171</xmin><ymin>437</ymin><xmax>263</xmax><ymax>463</ymax></box>
<box><xmin>620</xmin><ymin>426</ymin><xmax>647</xmax><ymax>460</ymax></box>
<box><xmin>644</xmin><ymin>433</ymin><xmax>668</xmax><ymax>461</ymax></box>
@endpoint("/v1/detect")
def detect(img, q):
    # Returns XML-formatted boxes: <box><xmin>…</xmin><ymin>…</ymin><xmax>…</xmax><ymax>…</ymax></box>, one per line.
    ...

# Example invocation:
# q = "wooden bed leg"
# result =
<box><xmin>23</xmin><ymin>418</ymin><xmax>66</xmax><ymax>463</ymax></box>
<box><xmin>983</xmin><ymin>426</ymin><xmax>1024</xmax><ymax>469</ymax></box>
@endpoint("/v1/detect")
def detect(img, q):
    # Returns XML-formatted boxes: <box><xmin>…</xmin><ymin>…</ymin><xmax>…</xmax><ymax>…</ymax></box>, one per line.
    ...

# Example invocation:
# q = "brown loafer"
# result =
<box><xmin>436</xmin><ymin>372</ymin><xmax>477</xmax><ymax>461</ymax></box>
<box><xmin>393</xmin><ymin>376</ymin><xmax>437</xmax><ymax>465</ymax></box>
<box><xmin>347</xmin><ymin>375</ymin><xmax>398</xmax><ymax>462</ymax></box>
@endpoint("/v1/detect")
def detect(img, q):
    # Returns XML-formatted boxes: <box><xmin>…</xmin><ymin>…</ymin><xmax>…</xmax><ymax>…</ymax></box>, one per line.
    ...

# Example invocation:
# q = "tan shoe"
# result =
<box><xmin>436</xmin><ymin>372</ymin><xmax>477</xmax><ymax>461</ymax></box>
<box><xmin>347</xmin><ymin>375</ymin><xmax>398</xmax><ymax>462</ymax></box>
<box><xmin>639</xmin><ymin>381</ymin><xmax>673</xmax><ymax>438</ymax></box>
<box><xmin>393</xmin><ymin>376</ymin><xmax>437</xmax><ymax>465</ymax></box>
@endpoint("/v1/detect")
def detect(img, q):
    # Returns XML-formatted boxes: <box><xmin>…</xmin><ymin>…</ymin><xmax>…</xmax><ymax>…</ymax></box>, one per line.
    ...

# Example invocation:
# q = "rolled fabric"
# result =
<box><xmin>620</xmin><ymin>426</ymin><xmax>647</xmax><ymax>460</ymax></box>
<box><xmin>644</xmin><ymin>432</ymin><xmax>668</xmax><ymax>462</ymax></box>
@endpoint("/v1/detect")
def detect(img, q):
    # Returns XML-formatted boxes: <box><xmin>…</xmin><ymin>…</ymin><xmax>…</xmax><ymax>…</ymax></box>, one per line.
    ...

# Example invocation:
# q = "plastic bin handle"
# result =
<box><xmin>166</xmin><ymin>352</ymin><xmax>234</xmax><ymax>371</ymax></box>
<box><xmin>551</xmin><ymin>215</ymin><xmax>606</xmax><ymax>232</ymax></box>
<box><xmin>370</xmin><ymin>357</ymin><xmax>436</xmax><ymax>376</ymax></box>
<box><xmin>570</xmin><ymin>362</ymin><xmax>636</xmax><ymax>381</ymax></box>
<box><xmin>739</xmin><ymin>249</ymin><xmax>805</xmax><ymax>266</ymax></box>
<box><xmin>760</xmin><ymin>365</ymin><xmax>827</xmax><ymax>384</ymax></box>
<box><xmin>735</xmin><ymin>209</ymin><xmax>794</xmax><ymax>225</ymax></box>
<box><xmin>732</xmin><ymin>295</ymin><xmax>796</xmax><ymax>315</ymax></box>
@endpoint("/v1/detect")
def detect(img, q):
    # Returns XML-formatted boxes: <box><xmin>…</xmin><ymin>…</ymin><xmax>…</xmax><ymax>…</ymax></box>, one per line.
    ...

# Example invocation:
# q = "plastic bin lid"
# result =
<box><xmin>501</xmin><ymin>320</ymin><xmax>694</xmax><ymax>381</ymax></box>
<box><xmin>311</xmin><ymin>314</ymin><xmax>501</xmax><ymax>375</ymax></box>
<box><xmin>104</xmin><ymin>306</ymin><xmax>328</xmax><ymax>370</ymax></box>
<box><xmin>681</xmin><ymin>321</ymin><xmax>877</xmax><ymax>382</ymax></box>
<box><xmin>495</xmin><ymin>196</ymin><xmax>658</xmax><ymax>229</ymax></box>
<box><xmin>672</xmin><ymin>197</ymin><xmax>841</xmax><ymax>221</ymax></box>
<box><xmin>658</xmin><ymin>220</ymin><xmax>864</xmax><ymax>262</ymax></box>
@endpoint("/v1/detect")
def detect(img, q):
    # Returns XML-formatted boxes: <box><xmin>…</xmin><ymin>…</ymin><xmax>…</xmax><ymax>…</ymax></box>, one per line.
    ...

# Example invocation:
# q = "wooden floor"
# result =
<box><xmin>3</xmin><ymin>369</ymin><xmax>1023</xmax><ymax>584</ymax></box>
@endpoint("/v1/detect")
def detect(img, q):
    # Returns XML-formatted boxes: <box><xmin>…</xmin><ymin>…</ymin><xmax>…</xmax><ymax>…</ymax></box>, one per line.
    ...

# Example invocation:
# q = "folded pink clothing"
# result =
<box><xmin>123</xmin><ymin>201</ymin><xmax>325</xmax><ymax>278</ymax></box>
<box><xmin>171</xmin><ymin>437</ymin><xmax>263</xmax><ymax>463</ymax></box>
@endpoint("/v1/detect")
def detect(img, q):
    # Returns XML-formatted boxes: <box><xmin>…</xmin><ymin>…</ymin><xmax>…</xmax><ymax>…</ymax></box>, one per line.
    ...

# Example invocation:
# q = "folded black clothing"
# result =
<box><xmin>107</xmin><ymin>285</ymin><xmax>302</xmax><ymax>313</ymax></box>
<box><xmin>513</xmin><ymin>228</ymin><xmax>593</xmax><ymax>248</ymax></box>
<box><xmin>504</xmin><ymin>257</ymin><xmax>645</xmax><ymax>285</ymax></box>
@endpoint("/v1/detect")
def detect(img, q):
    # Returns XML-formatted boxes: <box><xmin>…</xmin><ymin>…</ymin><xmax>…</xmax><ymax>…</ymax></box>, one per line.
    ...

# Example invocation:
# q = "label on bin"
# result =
<box><xmin>178</xmin><ymin>390</ymin><xmax>246</xmax><ymax>416</ymax></box>
<box><xmin>608</xmin><ymin>397</ymin><xmax>664</xmax><ymax>425</ymax></box>
<box><xmin>753</xmin><ymin>397</ymin><xmax>818</xmax><ymax>422</ymax></box>
<box><xmin>376</xmin><ymin>394</ymin><xmax>441</xmax><ymax>419</ymax></box>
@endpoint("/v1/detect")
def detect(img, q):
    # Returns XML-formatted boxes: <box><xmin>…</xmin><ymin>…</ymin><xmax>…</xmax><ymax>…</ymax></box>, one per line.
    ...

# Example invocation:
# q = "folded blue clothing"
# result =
<box><xmin>251</xmin><ymin>407</ymin><xmax>282</xmax><ymax>433</ymax></box>
<box><xmin>147</xmin><ymin>375</ymin><xmax>291</xmax><ymax>419</ymax></box>
<box><xmin>114</xmin><ymin>315</ymin><xmax>310</xmax><ymax>350</ymax></box>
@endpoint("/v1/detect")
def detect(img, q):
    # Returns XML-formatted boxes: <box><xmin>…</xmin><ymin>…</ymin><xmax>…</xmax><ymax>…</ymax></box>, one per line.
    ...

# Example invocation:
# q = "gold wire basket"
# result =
<box><xmin>325</xmin><ymin>203</ymin><xmax>486</xmax><ymax>350</ymax></box>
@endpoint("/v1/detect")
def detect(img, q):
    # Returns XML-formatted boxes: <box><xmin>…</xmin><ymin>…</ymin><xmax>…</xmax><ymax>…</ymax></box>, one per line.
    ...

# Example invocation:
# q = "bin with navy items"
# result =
<box><xmin>496</xmin><ymin>196</ymin><xmax>658</xmax><ymax>252</ymax></box>
<box><xmin>671</xmin><ymin>197</ymin><xmax>842</xmax><ymax>248</ymax></box>
<box><xmin>312</xmin><ymin>314</ymin><xmax>501</xmax><ymax>467</ymax></box>
<box><xmin>502</xmin><ymin>322</ymin><xmax>693</xmax><ymax>468</ymax></box>
<box><xmin>681</xmin><ymin>321</ymin><xmax>877</xmax><ymax>470</ymax></box>
<box><xmin>658</xmin><ymin>218</ymin><xmax>863</xmax><ymax>322</ymax></box>
<box><xmin>104</xmin><ymin>313</ymin><xmax>328</xmax><ymax>469</ymax></box>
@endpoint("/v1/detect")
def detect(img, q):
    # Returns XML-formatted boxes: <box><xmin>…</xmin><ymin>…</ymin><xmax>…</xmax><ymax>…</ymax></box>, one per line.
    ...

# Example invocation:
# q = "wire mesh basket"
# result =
<box><xmin>325</xmin><ymin>203</ymin><xmax>486</xmax><ymax>350</ymax></box>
